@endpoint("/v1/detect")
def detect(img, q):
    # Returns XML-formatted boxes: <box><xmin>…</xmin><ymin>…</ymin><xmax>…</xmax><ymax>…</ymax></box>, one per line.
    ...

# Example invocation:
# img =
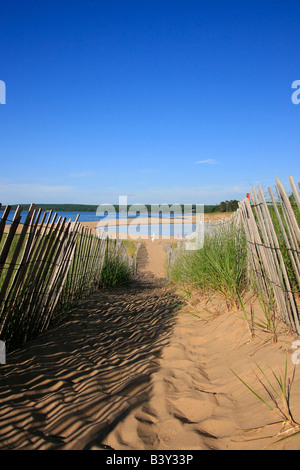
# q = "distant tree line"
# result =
<box><xmin>8</xmin><ymin>203</ymin><xmax>99</xmax><ymax>212</ymax></box>
<box><xmin>5</xmin><ymin>202</ymin><xmax>239</xmax><ymax>214</ymax></box>
<box><xmin>212</xmin><ymin>200</ymin><xmax>239</xmax><ymax>213</ymax></box>
<box><xmin>6</xmin><ymin>203</ymin><xmax>219</xmax><ymax>213</ymax></box>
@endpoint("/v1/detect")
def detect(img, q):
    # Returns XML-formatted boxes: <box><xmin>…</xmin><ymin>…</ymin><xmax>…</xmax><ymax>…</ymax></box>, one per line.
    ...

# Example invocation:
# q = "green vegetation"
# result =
<box><xmin>0</xmin><ymin>224</ymin><xmax>135</xmax><ymax>350</ymax></box>
<box><xmin>8</xmin><ymin>203</ymin><xmax>99</xmax><ymax>212</ymax></box>
<box><xmin>121</xmin><ymin>240</ymin><xmax>137</xmax><ymax>257</ymax></box>
<box><xmin>100</xmin><ymin>254</ymin><xmax>133</xmax><ymax>288</ymax></box>
<box><xmin>0</xmin><ymin>233</ymin><xmax>27</xmax><ymax>291</ymax></box>
<box><xmin>212</xmin><ymin>199</ymin><xmax>239</xmax><ymax>213</ymax></box>
<box><xmin>267</xmin><ymin>199</ymin><xmax>300</xmax><ymax>293</ymax></box>
<box><xmin>170</xmin><ymin>222</ymin><xmax>248</xmax><ymax>309</ymax></box>
<box><xmin>3</xmin><ymin>203</ymin><xmax>219</xmax><ymax>214</ymax></box>
<box><xmin>289</xmin><ymin>194</ymin><xmax>300</xmax><ymax>225</ymax></box>
<box><xmin>231</xmin><ymin>359</ymin><xmax>300</xmax><ymax>445</ymax></box>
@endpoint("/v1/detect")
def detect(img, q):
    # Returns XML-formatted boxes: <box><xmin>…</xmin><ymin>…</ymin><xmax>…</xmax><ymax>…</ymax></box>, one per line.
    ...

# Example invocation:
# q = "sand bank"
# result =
<box><xmin>81</xmin><ymin>212</ymin><xmax>232</xmax><ymax>234</ymax></box>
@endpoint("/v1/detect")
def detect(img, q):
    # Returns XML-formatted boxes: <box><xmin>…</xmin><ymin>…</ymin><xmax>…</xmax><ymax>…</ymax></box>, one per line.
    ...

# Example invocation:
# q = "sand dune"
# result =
<box><xmin>0</xmin><ymin>272</ymin><xmax>180</xmax><ymax>449</ymax></box>
<box><xmin>103</xmin><ymin>291</ymin><xmax>300</xmax><ymax>451</ymax></box>
<box><xmin>0</xmin><ymin>239</ymin><xmax>299</xmax><ymax>450</ymax></box>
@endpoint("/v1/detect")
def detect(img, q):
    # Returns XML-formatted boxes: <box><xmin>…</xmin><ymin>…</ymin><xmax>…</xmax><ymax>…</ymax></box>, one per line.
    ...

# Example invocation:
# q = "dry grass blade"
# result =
<box><xmin>231</xmin><ymin>357</ymin><xmax>299</xmax><ymax>446</ymax></box>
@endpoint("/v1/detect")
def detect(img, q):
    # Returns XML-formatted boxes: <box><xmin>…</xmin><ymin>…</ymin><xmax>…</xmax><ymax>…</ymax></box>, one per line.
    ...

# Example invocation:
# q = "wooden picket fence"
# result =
<box><xmin>0</xmin><ymin>204</ymin><xmax>137</xmax><ymax>351</ymax></box>
<box><xmin>239</xmin><ymin>176</ymin><xmax>300</xmax><ymax>335</ymax></box>
<box><xmin>165</xmin><ymin>175</ymin><xmax>300</xmax><ymax>335</ymax></box>
<box><xmin>165</xmin><ymin>211</ymin><xmax>241</xmax><ymax>276</ymax></box>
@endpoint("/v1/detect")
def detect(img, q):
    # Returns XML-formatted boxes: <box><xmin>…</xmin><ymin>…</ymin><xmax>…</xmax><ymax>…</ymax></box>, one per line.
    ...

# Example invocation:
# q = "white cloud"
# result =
<box><xmin>194</xmin><ymin>159</ymin><xmax>217</xmax><ymax>165</ymax></box>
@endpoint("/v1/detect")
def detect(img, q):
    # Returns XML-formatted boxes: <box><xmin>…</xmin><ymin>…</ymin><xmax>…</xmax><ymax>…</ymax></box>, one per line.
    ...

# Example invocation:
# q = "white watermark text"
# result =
<box><xmin>291</xmin><ymin>80</ymin><xmax>300</xmax><ymax>105</ymax></box>
<box><xmin>0</xmin><ymin>80</ymin><xmax>6</xmax><ymax>104</ymax></box>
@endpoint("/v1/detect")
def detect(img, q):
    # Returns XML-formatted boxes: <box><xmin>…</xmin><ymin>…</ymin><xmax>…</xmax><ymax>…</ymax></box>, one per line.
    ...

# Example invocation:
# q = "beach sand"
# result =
<box><xmin>3</xmin><ymin>211</ymin><xmax>232</xmax><ymax>236</ymax></box>
<box><xmin>80</xmin><ymin>212</ymin><xmax>232</xmax><ymax>235</ymax></box>
<box><xmin>0</xmin><ymin>237</ymin><xmax>299</xmax><ymax>450</ymax></box>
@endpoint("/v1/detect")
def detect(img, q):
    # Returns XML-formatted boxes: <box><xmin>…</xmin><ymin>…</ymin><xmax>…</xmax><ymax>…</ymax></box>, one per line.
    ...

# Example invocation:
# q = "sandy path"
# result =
<box><xmin>0</xmin><ymin>242</ymin><xmax>180</xmax><ymax>450</ymax></box>
<box><xmin>0</xmin><ymin>240</ymin><xmax>299</xmax><ymax>450</ymax></box>
<box><xmin>103</xmin><ymin>286</ymin><xmax>300</xmax><ymax>450</ymax></box>
<box><xmin>102</xmin><ymin>242</ymin><xmax>300</xmax><ymax>450</ymax></box>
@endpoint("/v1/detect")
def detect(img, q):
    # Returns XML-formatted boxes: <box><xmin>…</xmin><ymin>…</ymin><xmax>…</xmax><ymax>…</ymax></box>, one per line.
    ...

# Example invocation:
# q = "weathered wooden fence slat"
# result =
<box><xmin>166</xmin><ymin>175</ymin><xmax>300</xmax><ymax>335</ymax></box>
<box><xmin>239</xmin><ymin>177</ymin><xmax>300</xmax><ymax>335</ymax></box>
<box><xmin>0</xmin><ymin>207</ymin><xmax>136</xmax><ymax>350</ymax></box>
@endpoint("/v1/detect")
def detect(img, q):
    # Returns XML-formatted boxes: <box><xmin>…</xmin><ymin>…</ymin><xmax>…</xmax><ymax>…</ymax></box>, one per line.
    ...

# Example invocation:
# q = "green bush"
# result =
<box><xmin>100</xmin><ymin>255</ymin><xmax>133</xmax><ymax>288</ymax></box>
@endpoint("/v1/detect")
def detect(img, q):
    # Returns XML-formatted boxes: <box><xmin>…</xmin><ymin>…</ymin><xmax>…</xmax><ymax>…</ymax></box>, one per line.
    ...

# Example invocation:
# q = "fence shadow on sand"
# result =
<box><xmin>0</xmin><ymin>273</ymin><xmax>181</xmax><ymax>450</ymax></box>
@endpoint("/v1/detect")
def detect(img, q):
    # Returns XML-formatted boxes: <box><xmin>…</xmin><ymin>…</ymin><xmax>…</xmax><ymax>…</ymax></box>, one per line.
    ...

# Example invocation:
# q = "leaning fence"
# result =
<box><xmin>0</xmin><ymin>204</ymin><xmax>137</xmax><ymax>351</ymax></box>
<box><xmin>239</xmin><ymin>176</ymin><xmax>300</xmax><ymax>335</ymax></box>
<box><xmin>166</xmin><ymin>175</ymin><xmax>300</xmax><ymax>335</ymax></box>
<box><xmin>165</xmin><ymin>211</ymin><xmax>241</xmax><ymax>276</ymax></box>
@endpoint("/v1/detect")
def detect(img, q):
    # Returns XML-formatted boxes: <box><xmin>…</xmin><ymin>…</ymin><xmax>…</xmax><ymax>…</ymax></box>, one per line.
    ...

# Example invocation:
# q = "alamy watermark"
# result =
<box><xmin>0</xmin><ymin>341</ymin><xmax>6</xmax><ymax>365</ymax></box>
<box><xmin>292</xmin><ymin>340</ymin><xmax>300</xmax><ymax>366</ymax></box>
<box><xmin>96</xmin><ymin>196</ymin><xmax>204</xmax><ymax>250</ymax></box>
<box><xmin>0</xmin><ymin>80</ymin><xmax>6</xmax><ymax>104</ymax></box>
<box><xmin>291</xmin><ymin>80</ymin><xmax>300</xmax><ymax>105</ymax></box>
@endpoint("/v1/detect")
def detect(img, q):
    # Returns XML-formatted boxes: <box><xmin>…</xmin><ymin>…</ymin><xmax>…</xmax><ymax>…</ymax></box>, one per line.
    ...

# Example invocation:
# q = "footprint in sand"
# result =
<box><xmin>167</xmin><ymin>395</ymin><xmax>215</xmax><ymax>424</ymax></box>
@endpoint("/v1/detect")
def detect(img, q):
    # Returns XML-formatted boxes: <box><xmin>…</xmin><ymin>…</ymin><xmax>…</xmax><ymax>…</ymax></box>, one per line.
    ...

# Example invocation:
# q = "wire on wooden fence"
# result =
<box><xmin>0</xmin><ymin>205</ymin><xmax>137</xmax><ymax>351</ymax></box>
<box><xmin>165</xmin><ymin>175</ymin><xmax>300</xmax><ymax>335</ymax></box>
<box><xmin>239</xmin><ymin>175</ymin><xmax>300</xmax><ymax>335</ymax></box>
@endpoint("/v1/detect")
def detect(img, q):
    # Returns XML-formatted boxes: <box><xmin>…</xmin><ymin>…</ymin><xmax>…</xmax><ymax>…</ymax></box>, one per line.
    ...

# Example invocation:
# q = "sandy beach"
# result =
<box><xmin>3</xmin><ymin>211</ymin><xmax>232</xmax><ymax>238</ymax></box>
<box><xmin>0</xmin><ymin>237</ymin><xmax>299</xmax><ymax>450</ymax></box>
<box><xmin>79</xmin><ymin>212</ymin><xmax>233</xmax><ymax>241</ymax></box>
<box><xmin>81</xmin><ymin>212</ymin><xmax>232</xmax><ymax>231</ymax></box>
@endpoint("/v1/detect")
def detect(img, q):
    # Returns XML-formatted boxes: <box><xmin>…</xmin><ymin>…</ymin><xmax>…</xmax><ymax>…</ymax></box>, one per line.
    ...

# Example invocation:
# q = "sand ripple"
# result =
<box><xmin>0</xmin><ymin>272</ymin><xmax>179</xmax><ymax>450</ymax></box>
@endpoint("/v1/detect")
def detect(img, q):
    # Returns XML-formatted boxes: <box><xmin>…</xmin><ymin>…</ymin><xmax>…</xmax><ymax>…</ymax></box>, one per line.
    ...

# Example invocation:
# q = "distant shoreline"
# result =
<box><xmin>3</xmin><ymin>203</ymin><xmax>219</xmax><ymax>214</ymax></box>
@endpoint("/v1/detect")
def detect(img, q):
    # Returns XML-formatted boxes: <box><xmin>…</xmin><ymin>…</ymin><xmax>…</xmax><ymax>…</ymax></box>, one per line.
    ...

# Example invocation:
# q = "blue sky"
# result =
<box><xmin>0</xmin><ymin>0</ymin><xmax>299</xmax><ymax>205</ymax></box>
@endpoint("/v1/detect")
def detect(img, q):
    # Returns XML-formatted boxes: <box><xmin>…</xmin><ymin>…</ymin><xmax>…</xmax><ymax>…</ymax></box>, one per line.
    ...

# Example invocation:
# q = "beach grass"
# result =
<box><xmin>231</xmin><ymin>358</ymin><xmax>300</xmax><ymax>445</ymax></box>
<box><xmin>100</xmin><ymin>252</ymin><xmax>133</xmax><ymax>288</ymax></box>
<box><xmin>121</xmin><ymin>239</ymin><xmax>137</xmax><ymax>258</ymax></box>
<box><xmin>268</xmin><ymin>198</ymin><xmax>300</xmax><ymax>294</ymax></box>
<box><xmin>170</xmin><ymin>222</ymin><xmax>248</xmax><ymax>310</ymax></box>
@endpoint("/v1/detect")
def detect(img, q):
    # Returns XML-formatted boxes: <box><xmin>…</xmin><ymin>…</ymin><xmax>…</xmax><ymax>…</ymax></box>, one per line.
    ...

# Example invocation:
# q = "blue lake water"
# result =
<box><xmin>0</xmin><ymin>210</ymin><xmax>101</xmax><ymax>224</ymax></box>
<box><xmin>0</xmin><ymin>210</ymin><xmax>193</xmax><ymax>225</ymax></box>
<box><xmin>0</xmin><ymin>209</ymin><xmax>209</xmax><ymax>239</ymax></box>
<box><xmin>98</xmin><ymin>222</ymin><xmax>198</xmax><ymax>238</ymax></box>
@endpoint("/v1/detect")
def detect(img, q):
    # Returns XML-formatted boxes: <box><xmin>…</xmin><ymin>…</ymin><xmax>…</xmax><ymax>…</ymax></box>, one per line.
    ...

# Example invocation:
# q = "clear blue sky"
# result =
<box><xmin>0</xmin><ymin>0</ymin><xmax>299</xmax><ymax>205</ymax></box>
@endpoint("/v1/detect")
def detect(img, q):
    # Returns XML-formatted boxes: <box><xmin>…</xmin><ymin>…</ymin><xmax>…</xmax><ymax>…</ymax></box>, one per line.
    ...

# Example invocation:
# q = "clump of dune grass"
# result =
<box><xmin>231</xmin><ymin>359</ymin><xmax>300</xmax><ymax>446</ymax></box>
<box><xmin>100</xmin><ymin>254</ymin><xmax>133</xmax><ymax>288</ymax></box>
<box><xmin>268</xmin><ymin>197</ymin><xmax>300</xmax><ymax>295</ymax></box>
<box><xmin>170</xmin><ymin>222</ymin><xmax>248</xmax><ymax>310</ymax></box>
<box><xmin>121</xmin><ymin>240</ymin><xmax>137</xmax><ymax>258</ymax></box>
<box><xmin>249</xmin><ymin>277</ymin><xmax>283</xmax><ymax>343</ymax></box>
